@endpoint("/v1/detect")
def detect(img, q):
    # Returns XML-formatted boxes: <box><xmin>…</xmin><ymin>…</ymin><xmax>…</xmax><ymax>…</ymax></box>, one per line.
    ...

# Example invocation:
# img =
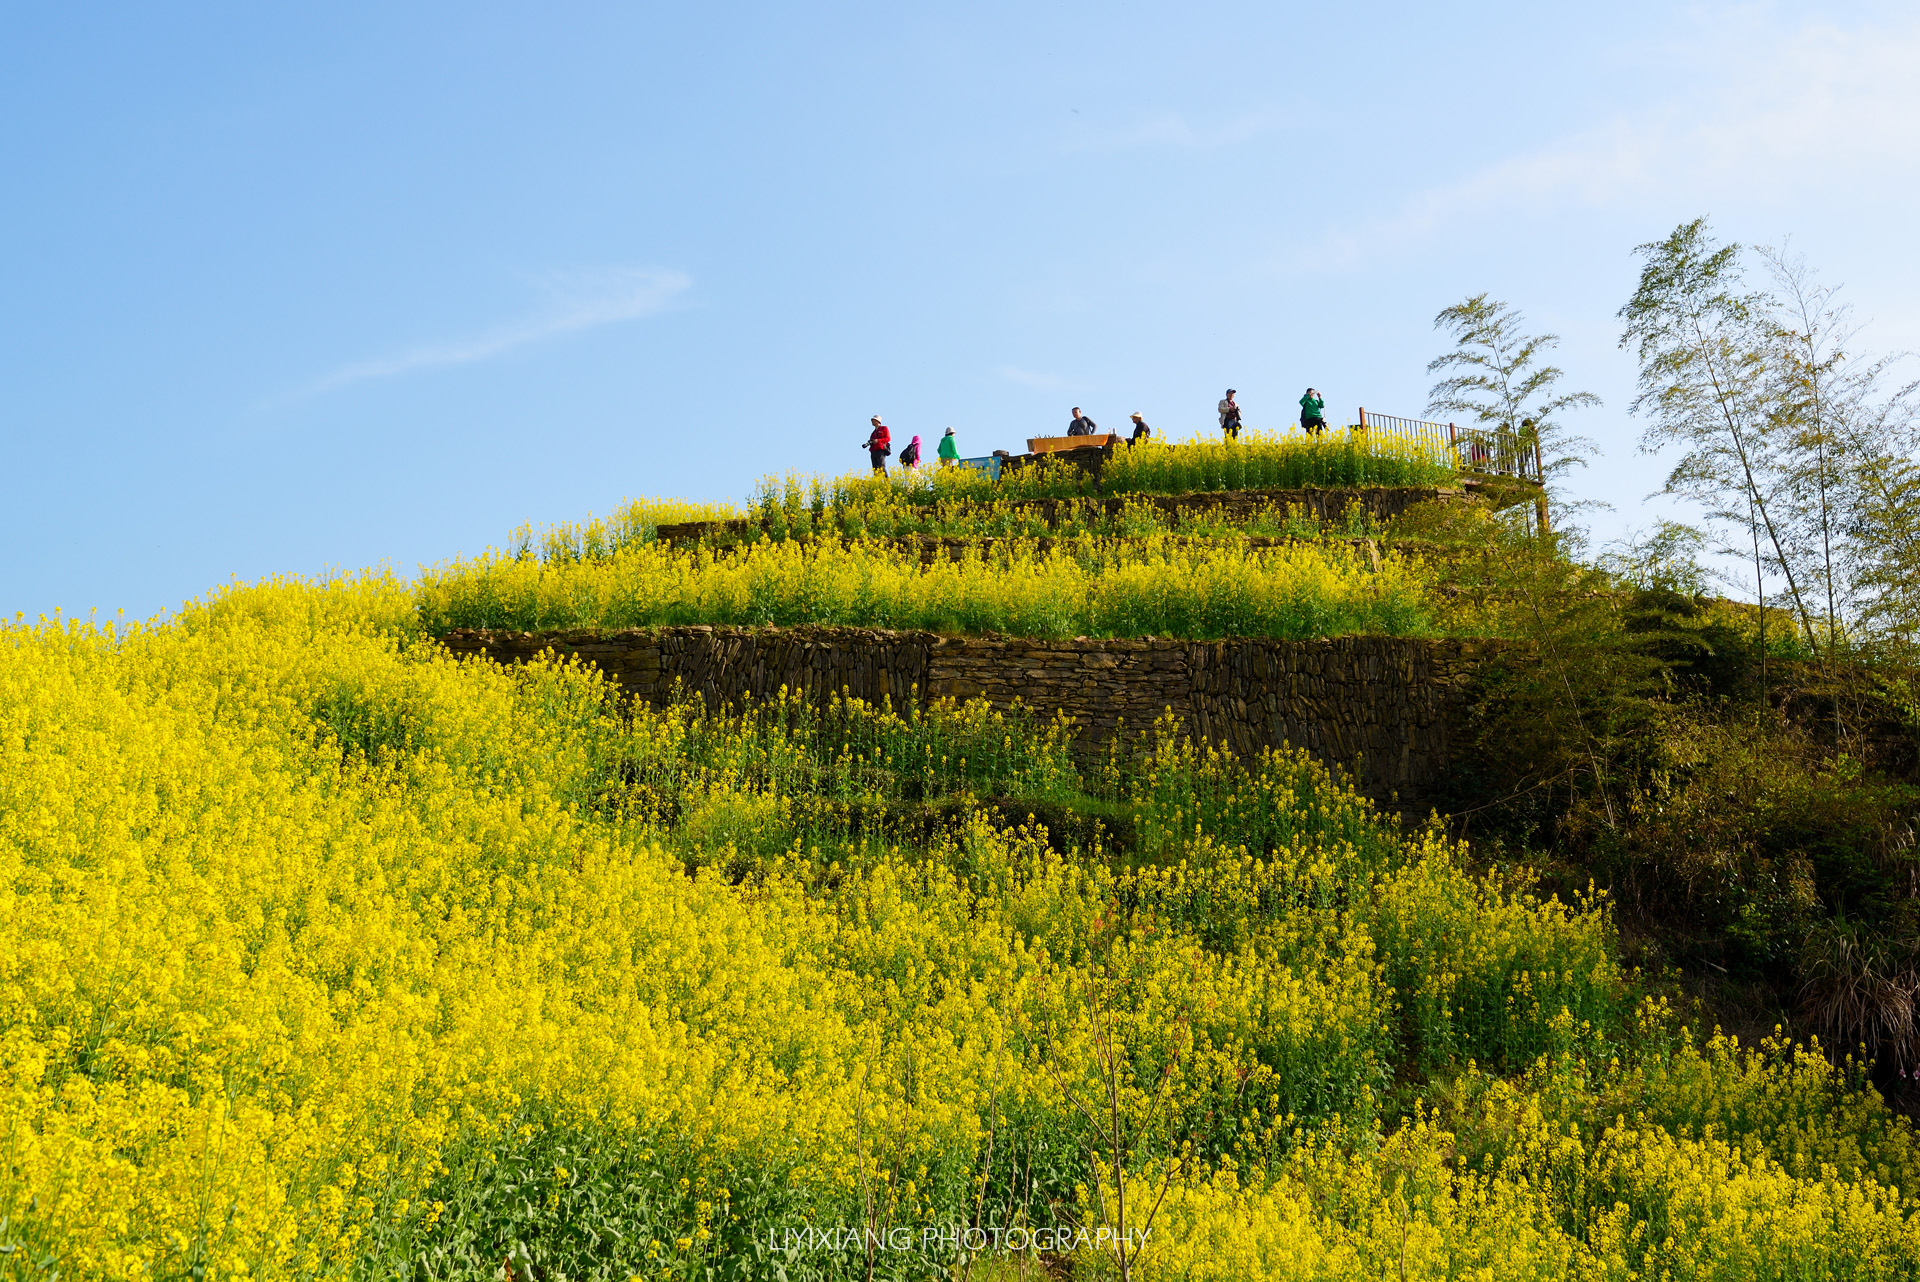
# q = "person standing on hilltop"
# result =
<box><xmin>864</xmin><ymin>417</ymin><xmax>892</xmax><ymax>474</ymax></box>
<box><xmin>937</xmin><ymin>427</ymin><xmax>959</xmax><ymax>467</ymax></box>
<box><xmin>1299</xmin><ymin>388</ymin><xmax>1328</xmax><ymax>436</ymax></box>
<box><xmin>1218</xmin><ymin>389</ymin><xmax>1241</xmax><ymax>441</ymax></box>
<box><xmin>1068</xmin><ymin>407</ymin><xmax>1098</xmax><ymax>436</ymax></box>
<box><xmin>900</xmin><ymin>434</ymin><xmax>922</xmax><ymax>469</ymax></box>
<box><xmin>1129</xmin><ymin>412</ymin><xmax>1151</xmax><ymax>444</ymax></box>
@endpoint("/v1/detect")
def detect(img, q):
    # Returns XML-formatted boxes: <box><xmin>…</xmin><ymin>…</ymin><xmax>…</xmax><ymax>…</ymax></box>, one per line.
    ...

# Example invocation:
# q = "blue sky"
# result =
<box><xmin>5</xmin><ymin>1</ymin><xmax>1918</xmax><ymax>621</ymax></box>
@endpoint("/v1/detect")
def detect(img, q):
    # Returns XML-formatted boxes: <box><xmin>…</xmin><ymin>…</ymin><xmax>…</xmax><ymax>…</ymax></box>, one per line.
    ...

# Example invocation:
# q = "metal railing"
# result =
<box><xmin>1356</xmin><ymin>407</ymin><xmax>1544</xmax><ymax>483</ymax></box>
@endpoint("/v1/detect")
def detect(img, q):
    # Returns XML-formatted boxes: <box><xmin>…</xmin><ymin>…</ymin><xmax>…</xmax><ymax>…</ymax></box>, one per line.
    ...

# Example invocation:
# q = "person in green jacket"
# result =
<box><xmin>1299</xmin><ymin>388</ymin><xmax>1328</xmax><ymax>436</ymax></box>
<box><xmin>937</xmin><ymin>427</ymin><xmax>960</xmax><ymax>467</ymax></box>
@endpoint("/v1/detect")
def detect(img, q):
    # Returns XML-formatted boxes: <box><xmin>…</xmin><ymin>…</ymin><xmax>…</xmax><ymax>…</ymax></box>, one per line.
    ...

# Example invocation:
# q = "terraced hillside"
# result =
<box><xmin>5</xmin><ymin>434</ymin><xmax>1918</xmax><ymax>1280</ymax></box>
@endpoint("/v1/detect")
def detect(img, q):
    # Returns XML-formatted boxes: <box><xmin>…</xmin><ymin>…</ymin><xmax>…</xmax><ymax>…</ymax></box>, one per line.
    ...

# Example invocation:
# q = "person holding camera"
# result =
<box><xmin>864</xmin><ymin>417</ymin><xmax>892</xmax><ymax>474</ymax></box>
<box><xmin>1217</xmin><ymin>389</ymin><xmax>1242</xmax><ymax>441</ymax></box>
<box><xmin>1299</xmin><ymin>388</ymin><xmax>1327</xmax><ymax>436</ymax></box>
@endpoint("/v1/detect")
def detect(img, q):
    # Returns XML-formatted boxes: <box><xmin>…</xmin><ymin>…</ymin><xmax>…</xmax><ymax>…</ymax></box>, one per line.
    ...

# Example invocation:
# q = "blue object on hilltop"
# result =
<box><xmin>958</xmin><ymin>455</ymin><xmax>1001</xmax><ymax>481</ymax></box>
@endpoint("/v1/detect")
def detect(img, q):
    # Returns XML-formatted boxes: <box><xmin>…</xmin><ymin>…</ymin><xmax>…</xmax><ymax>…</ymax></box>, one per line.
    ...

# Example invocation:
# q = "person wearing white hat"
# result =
<box><xmin>1128</xmin><ymin>413</ymin><xmax>1151</xmax><ymax>445</ymax></box>
<box><xmin>864</xmin><ymin>417</ymin><xmax>892</xmax><ymax>474</ymax></box>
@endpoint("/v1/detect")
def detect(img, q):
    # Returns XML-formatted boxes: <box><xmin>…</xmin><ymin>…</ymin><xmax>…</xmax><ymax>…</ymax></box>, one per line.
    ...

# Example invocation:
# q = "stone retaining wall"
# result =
<box><xmin>440</xmin><ymin>625</ymin><xmax>1483</xmax><ymax>814</ymax></box>
<box><xmin>653</xmin><ymin>485</ymin><xmax>1459</xmax><ymax>545</ymax></box>
<box><xmin>681</xmin><ymin>533</ymin><xmax>1382</xmax><ymax>569</ymax></box>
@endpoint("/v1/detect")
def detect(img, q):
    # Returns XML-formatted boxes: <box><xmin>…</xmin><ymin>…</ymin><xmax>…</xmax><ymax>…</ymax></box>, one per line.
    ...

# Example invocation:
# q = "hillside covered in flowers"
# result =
<box><xmin>7</xmin><ymin>446</ymin><xmax>1920</xmax><ymax>1280</ymax></box>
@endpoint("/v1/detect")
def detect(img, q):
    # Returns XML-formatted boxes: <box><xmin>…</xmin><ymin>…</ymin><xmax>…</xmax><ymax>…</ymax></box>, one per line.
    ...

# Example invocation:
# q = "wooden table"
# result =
<box><xmin>1025</xmin><ymin>434</ymin><xmax>1117</xmax><ymax>454</ymax></box>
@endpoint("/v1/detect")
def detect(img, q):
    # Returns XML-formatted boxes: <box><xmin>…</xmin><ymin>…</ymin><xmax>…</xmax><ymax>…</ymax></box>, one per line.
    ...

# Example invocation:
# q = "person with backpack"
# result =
<box><xmin>900</xmin><ymin>434</ymin><xmax>922</xmax><ymax>469</ymax></box>
<box><xmin>1298</xmin><ymin>388</ymin><xmax>1327</xmax><ymax>436</ymax></box>
<box><xmin>864</xmin><ymin>417</ymin><xmax>892</xmax><ymax>474</ymax></box>
<box><xmin>937</xmin><ymin>427</ymin><xmax>959</xmax><ymax>467</ymax></box>
<box><xmin>1067</xmin><ymin>407</ymin><xmax>1098</xmax><ymax>436</ymax></box>
<box><xmin>1217</xmin><ymin>389</ymin><xmax>1241</xmax><ymax>441</ymax></box>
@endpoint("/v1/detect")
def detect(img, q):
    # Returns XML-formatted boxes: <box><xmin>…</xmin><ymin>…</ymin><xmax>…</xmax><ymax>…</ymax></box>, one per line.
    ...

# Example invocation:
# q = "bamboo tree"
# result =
<box><xmin>1843</xmin><ymin>385</ymin><xmax>1920</xmax><ymax>645</ymax></box>
<box><xmin>1426</xmin><ymin>293</ymin><xmax>1601</xmax><ymax>523</ymax></box>
<box><xmin>1618</xmin><ymin>218</ymin><xmax>1822</xmax><ymax>676</ymax></box>
<box><xmin>1758</xmin><ymin>245</ymin><xmax>1858</xmax><ymax>746</ymax></box>
<box><xmin>1755</xmin><ymin>243</ymin><xmax>1920</xmax><ymax>655</ymax></box>
<box><xmin>1761</xmin><ymin>245</ymin><xmax>1851</xmax><ymax>662</ymax></box>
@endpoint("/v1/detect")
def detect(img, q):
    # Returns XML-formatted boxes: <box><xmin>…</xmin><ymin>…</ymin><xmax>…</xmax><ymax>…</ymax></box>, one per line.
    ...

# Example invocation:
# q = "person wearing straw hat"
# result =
<box><xmin>1299</xmin><ymin>388</ymin><xmax>1328</xmax><ymax>437</ymax></box>
<box><xmin>1128</xmin><ymin>412</ymin><xmax>1151</xmax><ymax>445</ymax></box>
<box><xmin>937</xmin><ymin>427</ymin><xmax>959</xmax><ymax>467</ymax></box>
<box><xmin>1217</xmin><ymin>389</ymin><xmax>1241</xmax><ymax>441</ymax></box>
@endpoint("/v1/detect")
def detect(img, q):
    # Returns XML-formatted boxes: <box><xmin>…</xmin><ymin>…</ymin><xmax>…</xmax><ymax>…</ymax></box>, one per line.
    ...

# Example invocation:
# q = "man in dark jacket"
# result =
<box><xmin>1129</xmin><ymin>412</ymin><xmax>1151</xmax><ymax>444</ymax></box>
<box><xmin>1067</xmin><ymin>407</ymin><xmax>1098</xmax><ymax>436</ymax></box>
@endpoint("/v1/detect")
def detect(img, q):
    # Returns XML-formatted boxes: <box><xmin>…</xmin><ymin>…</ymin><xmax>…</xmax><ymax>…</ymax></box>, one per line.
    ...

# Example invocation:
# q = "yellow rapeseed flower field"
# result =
<box><xmin>414</xmin><ymin>533</ymin><xmax>1432</xmax><ymax>639</ymax></box>
<box><xmin>4</xmin><ymin>509</ymin><xmax>1919</xmax><ymax>1278</ymax></box>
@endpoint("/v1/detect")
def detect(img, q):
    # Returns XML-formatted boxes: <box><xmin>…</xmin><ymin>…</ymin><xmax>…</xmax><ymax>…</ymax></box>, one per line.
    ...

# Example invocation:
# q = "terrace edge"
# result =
<box><xmin>441</xmin><ymin>624</ymin><xmax>1487</xmax><ymax>817</ymax></box>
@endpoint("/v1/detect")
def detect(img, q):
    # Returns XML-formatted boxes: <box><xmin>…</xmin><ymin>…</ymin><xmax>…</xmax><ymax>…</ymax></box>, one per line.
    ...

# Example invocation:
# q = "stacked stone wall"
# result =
<box><xmin>441</xmin><ymin>625</ymin><xmax>1482</xmax><ymax>814</ymax></box>
<box><xmin>653</xmin><ymin>485</ymin><xmax>1457</xmax><ymax>546</ymax></box>
<box><xmin>682</xmin><ymin>533</ymin><xmax>1381</xmax><ymax>568</ymax></box>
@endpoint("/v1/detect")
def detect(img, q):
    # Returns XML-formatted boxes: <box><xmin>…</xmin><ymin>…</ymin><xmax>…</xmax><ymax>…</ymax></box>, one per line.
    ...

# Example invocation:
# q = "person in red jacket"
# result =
<box><xmin>864</xmin><ymin>417</ymin><xmax>892</xmax><ymax>474</ymax></box>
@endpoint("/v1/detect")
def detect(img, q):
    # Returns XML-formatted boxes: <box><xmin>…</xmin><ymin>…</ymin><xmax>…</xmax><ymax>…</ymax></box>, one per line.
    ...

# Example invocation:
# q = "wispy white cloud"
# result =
<box><xmin>289</xmin><ymin>267</ymin><xmax>690</xmax><ymax>399</ymax></box>
<box><xmin>997</xmin><ymin>364</ymin><xmax>1078</xmax><ymax>392</ymax></box>
<box><xmin>1293</xmin><ymin>13</ymin><xmax>1920</xmax><ymax>270</ymax></box>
